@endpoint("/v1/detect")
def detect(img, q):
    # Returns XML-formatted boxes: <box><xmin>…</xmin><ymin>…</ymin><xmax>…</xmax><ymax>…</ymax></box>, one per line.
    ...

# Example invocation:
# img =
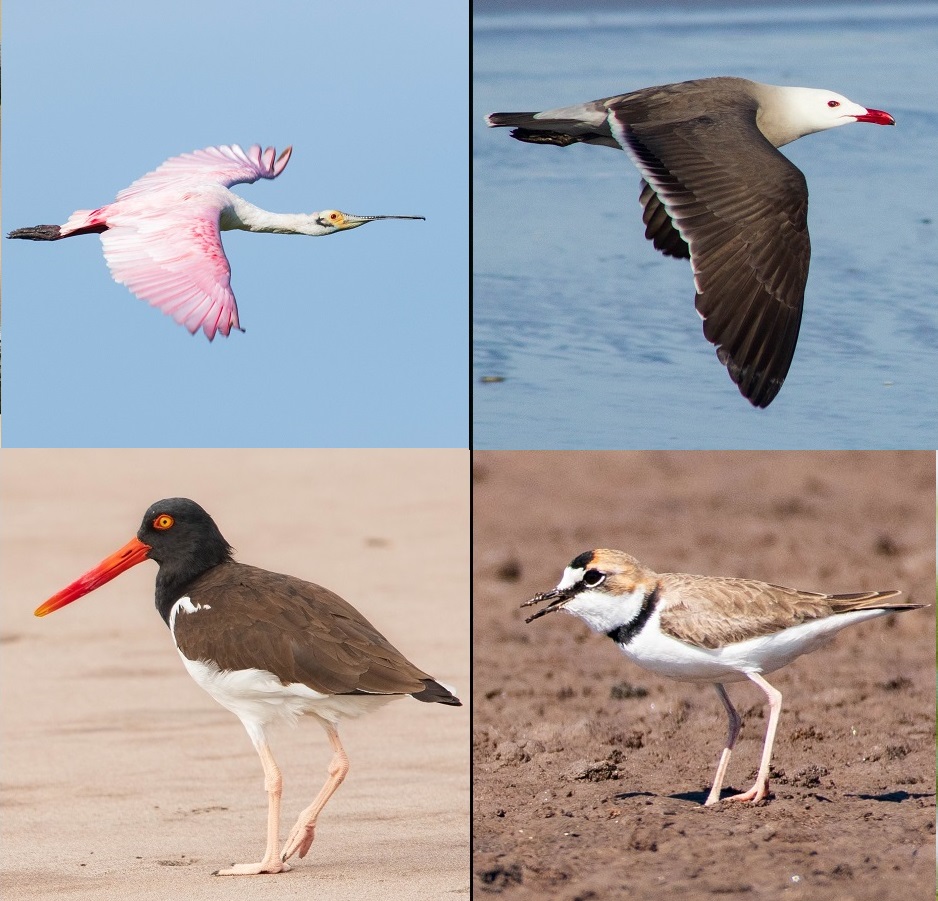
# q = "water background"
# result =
<box><xmin>474</xmin><ymin>2</ymin><xmax>938</xmax><ymax>449</ymax></box>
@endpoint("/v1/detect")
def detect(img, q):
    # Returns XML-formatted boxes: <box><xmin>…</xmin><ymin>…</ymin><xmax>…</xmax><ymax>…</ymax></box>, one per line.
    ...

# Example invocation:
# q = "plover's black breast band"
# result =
<box><xmin>607</xmin><ymin>583</ymin><xmax>660</xmax><ymax>646</ymax></box>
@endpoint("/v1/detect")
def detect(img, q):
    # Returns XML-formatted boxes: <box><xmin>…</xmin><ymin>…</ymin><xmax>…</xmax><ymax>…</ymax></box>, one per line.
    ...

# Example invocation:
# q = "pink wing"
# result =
<box><xmin>101</xmin><ymin>199</ymin><xmax>241</xmax><ymax>341</ymax></box>
<box><xmin>65</xmin><ymin>144</ymin><xmax>292</xmax><ymax>340</ymax></box>
<box><xmin>116</xmin><ymin>144</ymin><xmax>293</xmax><ymax>200</ymax></box>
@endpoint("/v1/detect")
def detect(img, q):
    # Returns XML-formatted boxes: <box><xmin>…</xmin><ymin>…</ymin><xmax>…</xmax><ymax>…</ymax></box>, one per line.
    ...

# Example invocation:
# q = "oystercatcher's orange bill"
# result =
<box><xmin>35</xmin><ymin>537</ymin><xmax>152</xmax><ymax>617</ymax></box>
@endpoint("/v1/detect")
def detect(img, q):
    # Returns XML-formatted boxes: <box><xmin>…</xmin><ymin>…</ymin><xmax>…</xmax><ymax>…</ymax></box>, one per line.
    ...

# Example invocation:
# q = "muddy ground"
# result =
<box><xmin>473</xmin><ymin>451</ymin><xmax>935</xmax><ymax>901</ymax></box>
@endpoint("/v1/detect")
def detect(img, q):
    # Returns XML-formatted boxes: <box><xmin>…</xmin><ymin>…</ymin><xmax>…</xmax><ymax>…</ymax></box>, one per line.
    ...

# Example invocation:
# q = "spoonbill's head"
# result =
<box><xmin>314</xmin><ymin>210</ymin><xmax>426</xmax><ymax>234</ymax></box>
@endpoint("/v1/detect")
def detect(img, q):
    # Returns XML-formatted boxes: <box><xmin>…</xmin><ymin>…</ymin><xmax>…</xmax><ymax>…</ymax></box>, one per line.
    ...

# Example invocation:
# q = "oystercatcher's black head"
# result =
<box><xmin>35</xmin><ymin>498</ymin><xmax>233</xmax><ymax>620</ymax></box>
<box><xmin>139</xmin><ymin>499</ymin><xmax>235</xmax><ymax>618</ymax></box>
<box><xmin>138</xmin><ymin>498</ymin><xmax>233</xmax><ymax>570</ymax></box>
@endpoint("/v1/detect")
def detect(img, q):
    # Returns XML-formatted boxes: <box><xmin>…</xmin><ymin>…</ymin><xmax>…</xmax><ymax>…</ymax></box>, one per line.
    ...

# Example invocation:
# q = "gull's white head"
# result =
<box><xmin>761</xmin><ymin>85</ymin><xmax>895</xmax><ymax>146</ymax></box>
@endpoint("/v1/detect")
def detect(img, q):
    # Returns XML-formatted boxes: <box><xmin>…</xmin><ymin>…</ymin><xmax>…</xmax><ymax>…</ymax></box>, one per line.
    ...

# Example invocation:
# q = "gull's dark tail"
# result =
<box><xmin>486</xmin><ymin>111</ymin><xmax>541</xmax><ymax>128</ymax></box>
<box><xmin>486</xmin><ymin>110</ymin><xmax>619</xmax><ymax>149</ymax></box>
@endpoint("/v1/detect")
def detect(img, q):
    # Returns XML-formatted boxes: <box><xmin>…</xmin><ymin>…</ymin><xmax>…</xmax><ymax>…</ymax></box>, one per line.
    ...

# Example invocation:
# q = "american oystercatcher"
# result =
<box><xmin>35</xmin><ymin>497</ymin><xmax>462</xmax><ymax>876</ymax></box>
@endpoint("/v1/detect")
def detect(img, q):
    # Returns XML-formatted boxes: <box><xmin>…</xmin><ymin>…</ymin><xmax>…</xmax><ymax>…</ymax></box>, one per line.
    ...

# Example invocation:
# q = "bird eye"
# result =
<box><xmin>153</xmin><ymin>514</ymin><xmax>175</xmax><ymax>531</ymax></box>
<box><xmin>329</xmin><ymin>212</ymin><xmax>340</xmax><ymax>221</ymax></box>
<box><xmin>582</xmin><ymin>569</ymin><xmax>605</xmax><ymax>588</ymax></box>
<box><xmin>827</xmin><ymin>100</ymin><xmax>840</xmax><ymax>108</ymax></box>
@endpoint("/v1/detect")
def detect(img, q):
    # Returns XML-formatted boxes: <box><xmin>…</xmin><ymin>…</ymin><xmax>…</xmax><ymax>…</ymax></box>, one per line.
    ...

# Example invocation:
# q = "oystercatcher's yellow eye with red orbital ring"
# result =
<box><xmin>153</xmin><ymin>514</ymin><xmax>174</xmax><ymax>530</ymax></box>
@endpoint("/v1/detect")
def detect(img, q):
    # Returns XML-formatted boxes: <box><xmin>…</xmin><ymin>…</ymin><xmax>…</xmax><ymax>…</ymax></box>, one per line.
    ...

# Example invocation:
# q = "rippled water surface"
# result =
<box><xmin>474</xmin><ymin>3</ymin><xmax>938</xmax><ymax>448</ymax></box>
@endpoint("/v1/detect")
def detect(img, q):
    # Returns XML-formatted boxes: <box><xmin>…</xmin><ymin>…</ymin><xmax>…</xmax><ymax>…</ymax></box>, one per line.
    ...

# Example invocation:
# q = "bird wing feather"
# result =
<box><xmin>609</xmin><ymin>107</ymin><xmax>810</xmax><ymax>407</ymax></box>
<box><xmin>100</xmin><ymin>192</ymin><xmax>240</xmax><ymax>340</ymax></box>
<box><xmin>173</xmin><ymin>564</ymin><xmax>433</xmax><ymax>697</ymax></box>
<box><xmin>116</xmin><ymin>144</ymin><xmax>292</xmax><ymax>200</ymax></box>
<box><xmin>656</xmin><ymin>573</ymin><xmax>903</xmax><ymax>649</ymax></box>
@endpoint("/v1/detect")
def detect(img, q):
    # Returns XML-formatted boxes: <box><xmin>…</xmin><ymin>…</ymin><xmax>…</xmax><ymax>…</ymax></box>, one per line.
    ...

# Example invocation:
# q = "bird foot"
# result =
<box><xmin>703</xmin><ymin>779</ymin><xmax>770</xmax><ymax>806</ymax></box>
<box><xmin>281</xmin><ymin>821</ymin><xmax>316</xmax><ymax>861</ymax></box>
<box><xmin>213</xmin><ymin>860</ymin><xmax>292</xmax><ymax>876</ymax></box>
<box><xmin>723</xmin><ymin>780</ymin><xmax>770</xmax><ymax>804</ymax></box>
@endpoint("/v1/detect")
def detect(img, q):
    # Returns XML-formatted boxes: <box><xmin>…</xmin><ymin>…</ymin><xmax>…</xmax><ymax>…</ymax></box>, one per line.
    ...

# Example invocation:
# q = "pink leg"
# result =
<box><xmin>705</xmin><ymin>683</ymin><xmax>742</xmax><ymax>806</ymax></box>
<box><xmin>215</xmin><ymin>740</ymin><xmax>292</xmax><ymax>876</ymax></box>
<box><xmin>723</xmin><ymin>672</ymin><xmax>782</xmax><ymax>804</ymax></box>
<box><xmin>280</xmin><ymin>722</ymin><xmax>350</xmax><ymax>862</ymax></box>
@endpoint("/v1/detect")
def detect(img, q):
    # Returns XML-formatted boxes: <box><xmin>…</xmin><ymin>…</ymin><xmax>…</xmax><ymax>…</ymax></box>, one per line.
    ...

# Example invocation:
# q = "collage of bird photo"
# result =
<box><xmin>0</xmin><ymin>2</ymin><xmax>936</xmax><ymax>901</ymax></box>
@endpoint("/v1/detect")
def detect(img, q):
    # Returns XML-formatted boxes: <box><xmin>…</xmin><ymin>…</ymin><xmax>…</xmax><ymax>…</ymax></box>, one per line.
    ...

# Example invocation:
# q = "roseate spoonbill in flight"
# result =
<box><xmin>8</xmin><ymin>144</ymin><xmax>425</xmax><ymax>340</ymax></box>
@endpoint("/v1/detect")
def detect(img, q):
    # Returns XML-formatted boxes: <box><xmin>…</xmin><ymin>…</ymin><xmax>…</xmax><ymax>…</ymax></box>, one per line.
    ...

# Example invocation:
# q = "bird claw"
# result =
<box><xmin>703</xmin><ymin>778</ymin><xmax>771</xmax><ymax>806</ymax></box>
<box><xmin>723</xmin><ymin>780</ymin><xmax>771</xmax><ymax>804</ymax></box>
<box><xmin>213</xmin><ymin>860</ymin><xmax>292</xmax><ymax>876</ymax></box>
<box><xmin>281</xmin><ymin>822</ymin><xmax>316</xmax><ymax>861</ymax></box>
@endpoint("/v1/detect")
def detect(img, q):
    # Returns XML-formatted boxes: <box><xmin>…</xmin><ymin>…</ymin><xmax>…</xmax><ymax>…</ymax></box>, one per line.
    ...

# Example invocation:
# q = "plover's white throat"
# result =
<box><xmin>523</xmin><ymin>548</ymin><xmax>922</xmax><ymax>805</ymax></box>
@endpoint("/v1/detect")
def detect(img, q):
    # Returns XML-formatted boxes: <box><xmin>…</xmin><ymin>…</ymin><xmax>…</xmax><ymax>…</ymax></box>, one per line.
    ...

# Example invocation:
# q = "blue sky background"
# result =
<box><xmin>3</xmin><ymin>1</ymin><xmax>468</xmax><ymax>448</ymax></box>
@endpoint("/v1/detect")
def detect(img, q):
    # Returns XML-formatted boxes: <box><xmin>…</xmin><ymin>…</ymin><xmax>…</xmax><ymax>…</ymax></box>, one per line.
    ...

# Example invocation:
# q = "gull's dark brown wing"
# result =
<box><xmin>611</xmin><ymin>106</ymin><xmax>810</xmax><ymax>408</ymax></box>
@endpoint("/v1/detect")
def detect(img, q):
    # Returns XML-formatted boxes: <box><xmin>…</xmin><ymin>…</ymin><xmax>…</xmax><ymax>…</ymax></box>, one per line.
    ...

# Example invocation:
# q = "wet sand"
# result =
<box><xmin>1</xmin><ymin>449</ymin><xmax>469</xmax><ymax>900</ymax></box>
<box><xmin>473</xmin><ymin>451</ymin><xmax>935</xmax><ymax>900</ymax></box>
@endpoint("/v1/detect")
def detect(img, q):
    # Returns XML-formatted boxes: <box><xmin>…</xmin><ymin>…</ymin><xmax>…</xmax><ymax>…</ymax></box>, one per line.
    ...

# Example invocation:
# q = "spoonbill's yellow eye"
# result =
<box><xmin>153</xmin><ymin>514</ymin><xmax>175</xmax><ymax>531</ymax></box>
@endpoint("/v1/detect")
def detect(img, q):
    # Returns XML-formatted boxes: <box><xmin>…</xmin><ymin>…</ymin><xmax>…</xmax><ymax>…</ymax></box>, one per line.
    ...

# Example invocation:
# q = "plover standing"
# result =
<box><xmin>523</xmin><ymin>549</ymin><xmax>921</xmax><ymax>805</ymax></box>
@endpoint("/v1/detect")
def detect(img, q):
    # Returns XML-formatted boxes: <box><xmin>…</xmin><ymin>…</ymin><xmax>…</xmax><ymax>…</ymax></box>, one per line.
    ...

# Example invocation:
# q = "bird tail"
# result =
<box><xmin>7</xmin><ymin>224</ymin><xmax>64</xmax><ymax>240</ymax></box>
<box><xmin>487</xmin><ymin>106</ymin><xmax>621</xmax><ymax>148</ymax></box>
<box><xmin>486</xmin><ymin>111</ymin><xmax>581</xmax><ymax>146</ymax></box>
<box><xmin>486</xmin><ymin>111</ymin><xmax>540</xmax><ymax>128</ymax></box>
<box><xmin>412</xmin><ymin>678</ymin><xmax>462</xmax><ymax>706</ymax></box>
<box><xmin>828</xmin><ymin>589</ymin><xmax>924</xmax><ymax>614</ymax></box>
<box><xmin>8</xmin><ymin>209</ymin><xmax>109</xmax><ymax>240</ymax></box>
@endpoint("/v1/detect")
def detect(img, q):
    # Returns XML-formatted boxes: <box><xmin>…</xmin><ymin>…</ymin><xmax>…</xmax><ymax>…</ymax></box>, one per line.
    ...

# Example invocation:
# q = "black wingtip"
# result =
<box><xmin>413</xmin><ymin>678</ymin><xmax>462</xmax><ymax>706</ymax></box>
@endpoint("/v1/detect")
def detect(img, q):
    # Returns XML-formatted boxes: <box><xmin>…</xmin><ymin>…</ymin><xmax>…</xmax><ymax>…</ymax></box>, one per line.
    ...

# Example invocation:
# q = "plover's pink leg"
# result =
<box><xmin>705</xmin><ymin>683</ymin><xmax>742</xmax><ymax>806</ymax></box>
<box><xmin>724</xmin><ymin>673</ymin><xmax>781</xmax><ymax>804</ymax></box>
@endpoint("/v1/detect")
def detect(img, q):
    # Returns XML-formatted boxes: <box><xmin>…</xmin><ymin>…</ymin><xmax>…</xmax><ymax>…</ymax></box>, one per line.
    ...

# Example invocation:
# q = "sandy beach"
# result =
<box><xmin>1</xmin><ymin>449</ymin><xmax>469</xmax><ymax>900</ymax></box>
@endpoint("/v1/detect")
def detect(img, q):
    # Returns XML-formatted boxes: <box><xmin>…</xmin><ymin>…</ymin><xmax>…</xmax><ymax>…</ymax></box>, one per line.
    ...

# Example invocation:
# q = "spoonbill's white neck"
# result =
<box><xmin>222</xmin><ymin>194</ymin><xmax>425</xmax><ymax>236</ymax></box>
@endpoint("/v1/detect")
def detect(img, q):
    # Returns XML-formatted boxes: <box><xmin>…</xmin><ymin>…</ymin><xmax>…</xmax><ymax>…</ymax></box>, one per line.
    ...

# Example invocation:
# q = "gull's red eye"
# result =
<box><xmin>828</xmin><ymin>100</ymin><xmax>840</xmax><ymax>108</ymax></box>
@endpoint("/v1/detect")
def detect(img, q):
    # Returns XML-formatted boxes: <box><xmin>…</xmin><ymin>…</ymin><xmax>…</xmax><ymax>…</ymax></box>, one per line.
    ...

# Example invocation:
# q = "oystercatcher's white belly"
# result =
<box><xmin>169</xmin><ymin>596</ymin><xmax>400</xmax><ymax>746</ymax></box>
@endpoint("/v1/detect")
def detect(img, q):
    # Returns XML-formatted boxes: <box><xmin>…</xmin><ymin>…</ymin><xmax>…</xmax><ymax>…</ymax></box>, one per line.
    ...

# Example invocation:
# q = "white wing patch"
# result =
<box><xmin>168</xmin><ymin>595</ymin><xmax>212</xmax><ymax>635</ymax></box>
